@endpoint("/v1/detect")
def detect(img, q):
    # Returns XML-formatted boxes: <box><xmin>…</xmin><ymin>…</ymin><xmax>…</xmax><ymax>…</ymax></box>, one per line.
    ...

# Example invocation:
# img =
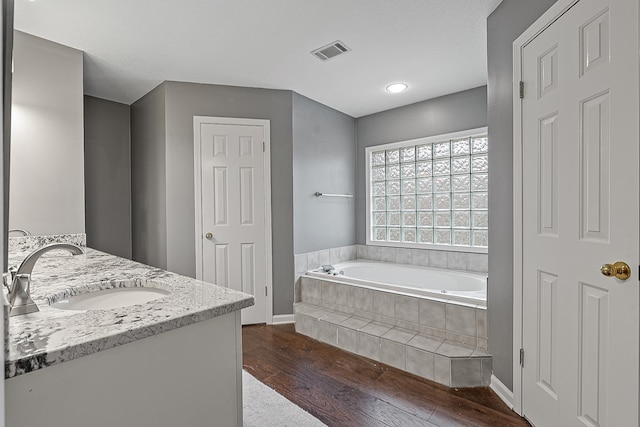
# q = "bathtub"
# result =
<box><xmin>297</xmin><ymin>259</ymin><xmax>489</xmax><ymax>387</ymax></box>
<box><xmin>306</xmin><ymin>260</ymin><xmax>487</xmax><ymax>307</ymax></box>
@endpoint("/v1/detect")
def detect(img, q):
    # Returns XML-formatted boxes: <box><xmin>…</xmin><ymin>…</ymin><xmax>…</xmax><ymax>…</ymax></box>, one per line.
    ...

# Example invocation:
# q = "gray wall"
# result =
<box><xmin>84</xmin><ymin>95</ymin><xmax>132</xmax><ymax>259</ymax></box>
<box><xmin>355</xmin><ymin>86</ymin><xmax>488</xmax><ymax>244</ymax></box>
<box><xmin>162</xmin><ymin>82</ymin><xmax>294</xmax><ymax>316</ymax></box>
<box><xmin>132</xmin><ymin>82</ymin><xmax>357</xmax><ymax>315</ymax></box>
<box><xmin>487</xmin><ymin>0</ymin><xmax>557</xmax><ymax>391</ymax></box>
<box><xmin>10</xmin><ymin>31</ymin><xmax>84</xmax><ymax>235</ymax></box>
<box><xmin>292</xmin><ymin>93</ymin><xmax>356</xmax><ymax>254</ymax></box>
<box><xmin>131</xmin><ymin>84</ymin><xmax>167</xmax><ymax>269</ymax></box>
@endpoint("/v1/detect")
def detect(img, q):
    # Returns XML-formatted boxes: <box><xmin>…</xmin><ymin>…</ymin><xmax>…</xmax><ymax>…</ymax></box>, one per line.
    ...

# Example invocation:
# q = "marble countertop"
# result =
<box><xmin>5</xmin><ymin>245</ymin><xmax>254</xmax><ymax>379</ymax></box>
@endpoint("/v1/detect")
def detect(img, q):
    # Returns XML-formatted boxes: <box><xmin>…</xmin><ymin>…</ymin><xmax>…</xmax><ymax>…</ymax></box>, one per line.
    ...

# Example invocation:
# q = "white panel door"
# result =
<box><xmin>521</xmin><ymin>0</ymin><xmax>639</xmax><ymax>426</ymax></box>
<box><xmin>196</xmin><ymin>120</ymin><xmax>269</xmax><ymax>325</ymax></box>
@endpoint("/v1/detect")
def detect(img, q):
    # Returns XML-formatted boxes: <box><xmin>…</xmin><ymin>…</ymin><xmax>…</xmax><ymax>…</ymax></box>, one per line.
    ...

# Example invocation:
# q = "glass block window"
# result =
<box><xmin>368</xmin><ymin>130</ymin><xmax>488</xmax><ymax>249</ymax></box>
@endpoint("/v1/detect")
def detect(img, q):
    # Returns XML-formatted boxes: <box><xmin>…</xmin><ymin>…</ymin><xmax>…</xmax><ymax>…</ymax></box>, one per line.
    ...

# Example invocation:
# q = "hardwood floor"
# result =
<box><xmin>242</xmin><ymin>324</ymin><xmax>530</xmax><ymax>427</ymax></box>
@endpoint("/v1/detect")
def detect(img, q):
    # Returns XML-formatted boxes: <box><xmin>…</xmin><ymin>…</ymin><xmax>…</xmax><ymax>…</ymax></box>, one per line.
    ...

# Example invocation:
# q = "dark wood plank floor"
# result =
<box><xmin>242</xmin><ymin>324</ymin><xmax>530</xmax><ymax>427</ymax></box>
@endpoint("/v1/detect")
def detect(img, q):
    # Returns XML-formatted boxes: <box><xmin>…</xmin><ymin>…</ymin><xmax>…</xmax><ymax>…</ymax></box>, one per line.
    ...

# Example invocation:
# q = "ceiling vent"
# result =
<box><xmin>311</xmin><ymin>41</ymin><xmax>351</xmax><ymax>61</ymax></box>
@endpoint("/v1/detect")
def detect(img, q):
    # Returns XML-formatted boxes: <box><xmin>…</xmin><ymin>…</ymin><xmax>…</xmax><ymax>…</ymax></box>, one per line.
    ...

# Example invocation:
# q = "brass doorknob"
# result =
<box><xmin>205</xmin><ymin>232</ymin><xmax>213</xmax><ymax>240</ymax></box>
<box><xmin>600</xmin><ymin>261</ymin><xmax>631</xmax><ymax>280</ymax></box>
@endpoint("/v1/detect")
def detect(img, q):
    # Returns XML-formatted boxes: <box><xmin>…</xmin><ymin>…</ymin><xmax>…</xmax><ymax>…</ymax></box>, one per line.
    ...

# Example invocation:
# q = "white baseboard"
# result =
<box><xmin>490</xmin><ymin>374</ymin><xmax>514</xmax><ymax>410</ymax></box>
<box><xmin>271</xmin><ymin>314</ymin><xmax>295</xmax><ymax>325</ymax></box>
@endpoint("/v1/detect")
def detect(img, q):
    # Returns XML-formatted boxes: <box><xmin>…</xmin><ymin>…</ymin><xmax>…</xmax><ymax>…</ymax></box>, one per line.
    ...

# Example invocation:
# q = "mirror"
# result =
<box><xmin>3</xmin><ymin>0</ymin><xmax>14</xmax><ymax>271</ymax></box>
<box><xmin>8</xmin><ymin>28</ymin><xmax>85</xmax><ymax>238</ymax></box>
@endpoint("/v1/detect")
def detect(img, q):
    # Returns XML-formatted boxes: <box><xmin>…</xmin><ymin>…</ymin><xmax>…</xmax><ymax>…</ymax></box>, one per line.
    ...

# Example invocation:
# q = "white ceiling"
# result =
<box><xmin>14</xmin><ymin>0</ymin><xmax>501</xmax><ymax>118</ymax></box>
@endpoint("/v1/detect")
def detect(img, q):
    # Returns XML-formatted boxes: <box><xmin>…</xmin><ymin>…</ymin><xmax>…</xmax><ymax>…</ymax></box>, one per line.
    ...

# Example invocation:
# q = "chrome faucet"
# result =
<box><xmin>8</xmin><ymin>229</ymin><xmax>31</xmax><ymax>237</ymax></box>
<box><xmin>7</xmin><ymin>243</ymin><xmax>85</xmax><ymax>316</ymax></box>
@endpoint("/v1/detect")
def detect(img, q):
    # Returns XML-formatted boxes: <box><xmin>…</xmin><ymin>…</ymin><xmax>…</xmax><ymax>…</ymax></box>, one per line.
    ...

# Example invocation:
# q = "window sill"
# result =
<box><xmin>365</xmin><ymin>239</ymin><xmax>488</xmax><ymax>254</ymax></box>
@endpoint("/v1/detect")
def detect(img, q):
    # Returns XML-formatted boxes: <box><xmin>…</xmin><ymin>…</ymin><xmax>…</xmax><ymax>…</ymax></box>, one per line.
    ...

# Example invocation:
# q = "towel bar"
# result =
<box><xmin>314</xmin><ymin>192</ymin><xmax>353</xmax><ymax>198</ymax></box>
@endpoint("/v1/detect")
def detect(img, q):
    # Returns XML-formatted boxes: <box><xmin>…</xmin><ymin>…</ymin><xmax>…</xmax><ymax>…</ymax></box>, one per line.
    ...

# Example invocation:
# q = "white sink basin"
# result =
<box><xmin>50</xmin><ymin>281</ymin><xmax>171</xmax><ymax>311</ymax></box>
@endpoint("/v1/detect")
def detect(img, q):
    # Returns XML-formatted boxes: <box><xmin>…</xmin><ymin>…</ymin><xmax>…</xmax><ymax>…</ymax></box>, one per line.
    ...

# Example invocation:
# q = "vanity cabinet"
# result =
<box><xmin>6</xmin><ymin>311</ymin><xmax>243</xmax><ymax>427</ymax></box>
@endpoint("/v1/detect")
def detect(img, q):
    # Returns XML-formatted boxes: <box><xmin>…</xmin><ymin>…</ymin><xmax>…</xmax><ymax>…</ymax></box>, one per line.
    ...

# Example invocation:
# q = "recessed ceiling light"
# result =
<box><xmin>386</xmin><ymin>83</ymin><xmax>408</xmax><ymax>93</ymax></box>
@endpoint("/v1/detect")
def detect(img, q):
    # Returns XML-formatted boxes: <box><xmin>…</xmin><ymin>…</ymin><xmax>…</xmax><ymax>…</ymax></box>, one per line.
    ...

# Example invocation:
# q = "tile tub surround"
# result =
<box><xmin>292</xmin><ymin>244</ymin><xmax>484</xmax><ymax>306</ymax></box>
<box><xmin>294</xmin><ymin>245</ymin><xmax>357</xmax><ymax>304</ymax></box>
<box><xmin>295</xmin><ymin>276</ymin><xmax>490</xmax><ymax>387</ymax></box>
<box><xmin>298</xmin><ymin>276</ymin><xmax>487</xmax><ymax>349</ymax></box>
<box><xmin>294</xmin><ymin>245</ymin><xmax>358</xmax><ymax>274</ymax></box>
<box><xmin>356</xmin><ymin>244</ymin><xmax>488</xmax><ymax>274</ymax></box>
<box><xmin>5</xmin><ymin>247</ymin><xmax>254</xmax><ymax>379</ymax></box>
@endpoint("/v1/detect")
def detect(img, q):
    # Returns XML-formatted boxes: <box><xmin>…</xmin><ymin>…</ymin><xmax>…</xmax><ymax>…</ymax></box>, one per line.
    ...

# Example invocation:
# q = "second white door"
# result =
<box><xmin>195</xmin><ymin>117</ymin><xmax>271</xmax><ymax>325</ymax></box>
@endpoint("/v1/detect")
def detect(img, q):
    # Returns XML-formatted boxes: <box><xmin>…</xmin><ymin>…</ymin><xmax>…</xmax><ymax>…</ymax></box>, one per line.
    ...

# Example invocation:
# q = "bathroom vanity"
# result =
<box><xmin>3</xmin><ymin>238</ymin><xmax>253</xmax><ymax>427</ymax></box>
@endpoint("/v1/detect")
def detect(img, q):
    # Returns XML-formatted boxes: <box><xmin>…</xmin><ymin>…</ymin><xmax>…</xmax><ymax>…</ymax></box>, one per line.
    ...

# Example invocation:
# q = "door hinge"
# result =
<box><xmin>265</xmin><ymin>286</ymin><xmax>268</xmax><ymax>296</ymax></box>
<box><xmin>262</xmin><ymin>141</ymin><xmax>266</xmax><ymax>152</ymax></box>
<box><xmin>520</xmin><ymin>348</ymin><xmax>525</xmax><ymax>367</ymax></box>
<box><xmin>519</xmin><ymin>81</ymin><xmax>525</xmax><ymax>99</ymax></box>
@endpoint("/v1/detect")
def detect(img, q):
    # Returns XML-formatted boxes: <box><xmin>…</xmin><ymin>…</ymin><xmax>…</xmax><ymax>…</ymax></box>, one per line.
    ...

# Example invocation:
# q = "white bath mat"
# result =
<box><xmin>243</xmin><ymin>370</ymin><xmax>326</xmax><ymax>427</ymax></box>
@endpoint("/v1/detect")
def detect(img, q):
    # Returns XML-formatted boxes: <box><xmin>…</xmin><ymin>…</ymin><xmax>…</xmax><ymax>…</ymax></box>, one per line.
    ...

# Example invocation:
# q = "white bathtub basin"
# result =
<box><xmin>307</xmin><ymin>260</ymin><xmax>487</xmax><ymax>306</ymax></box>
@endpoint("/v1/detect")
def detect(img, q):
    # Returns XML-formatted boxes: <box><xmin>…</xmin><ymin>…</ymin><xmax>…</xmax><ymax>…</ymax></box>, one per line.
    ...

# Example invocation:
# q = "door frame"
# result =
<box><xmin>193</xmin><ymin>116</ymin><xmax>273</xmax><ymax>324</ymax></box>
<box><xmin>512</xmin><ymin>0</ymin><xmax>582</xmax><ymax>416</ymax></box>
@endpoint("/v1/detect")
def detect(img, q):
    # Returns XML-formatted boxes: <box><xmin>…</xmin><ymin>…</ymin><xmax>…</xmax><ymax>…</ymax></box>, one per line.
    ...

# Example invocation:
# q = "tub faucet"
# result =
<box><xmin>7</xmin><ymin>243</ymin><xmax>85</xmax><ymax>317</ymax></box>
<box><xmin>322</xmin><ymin>264</ymin><xmax>335</xmax><ymax>273</ymax></box>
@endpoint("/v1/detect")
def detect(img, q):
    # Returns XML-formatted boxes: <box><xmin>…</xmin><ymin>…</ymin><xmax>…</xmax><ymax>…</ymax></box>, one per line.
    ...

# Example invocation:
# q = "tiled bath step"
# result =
<box><xmin>294</xmin><ymin>302</ymin><xmax>491</xmax><ymax>388</ymax></box>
